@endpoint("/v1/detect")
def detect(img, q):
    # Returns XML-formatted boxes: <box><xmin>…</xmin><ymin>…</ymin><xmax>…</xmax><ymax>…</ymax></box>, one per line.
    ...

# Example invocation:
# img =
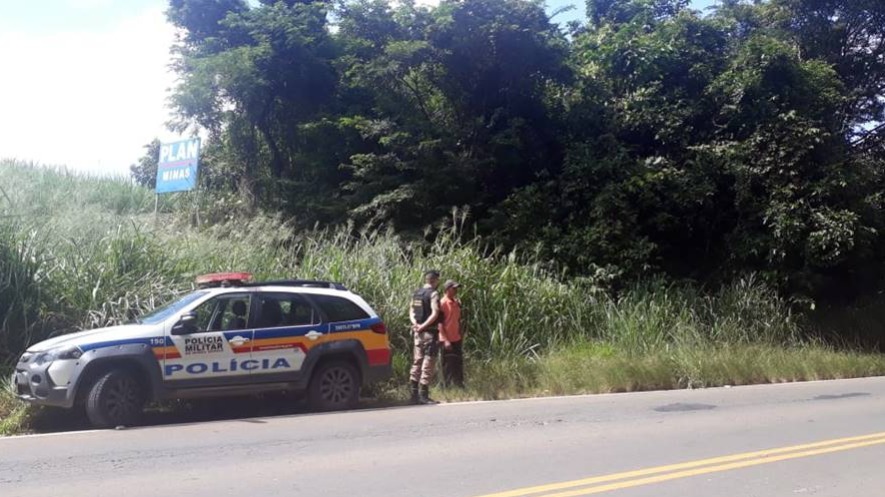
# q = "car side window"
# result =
<box><xmin>311</xmin><ymin>294</ymin><xmax>370</xmax><ymax>322</ymax></box>
<box><xmin>287</xmin><ymin>297</ymin><xmax>319</xmax><ymax>326</ymax></box>
<box><xmin>191</xmin><ymin>294</ymin><xmax>251</xmax><ymax>332</ymax></box>
<box><xmin>256</xmin><ymin>293</ymin><xmax>319</xmax><ymax>328</ymax></box>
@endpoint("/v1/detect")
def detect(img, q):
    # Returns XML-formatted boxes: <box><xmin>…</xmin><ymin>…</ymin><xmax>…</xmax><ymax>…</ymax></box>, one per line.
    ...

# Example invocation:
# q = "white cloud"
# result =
<box><xmin>0</xmin><ymin>8</ymin><xmax>178</xmax><ymax>177</ymax></box>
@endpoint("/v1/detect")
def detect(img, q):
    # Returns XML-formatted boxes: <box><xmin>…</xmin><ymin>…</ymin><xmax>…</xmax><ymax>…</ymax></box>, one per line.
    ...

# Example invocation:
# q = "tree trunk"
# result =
<box><xmin>258</xmin><ymin>123</ymin><xmax>286</xmax><ymax>179</ymax></box>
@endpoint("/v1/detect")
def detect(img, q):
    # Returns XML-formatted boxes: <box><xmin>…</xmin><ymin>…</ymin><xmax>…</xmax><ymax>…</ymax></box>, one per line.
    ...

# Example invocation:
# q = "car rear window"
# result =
<box><xmin>256</xmin><ymin>293</ymin><xmax>320</xmax><ymax>328</ymax></box>
<box><xmin>311</xmin><ymin>294</ymin><xmax>370</xmax><ymax>322</ymax></box>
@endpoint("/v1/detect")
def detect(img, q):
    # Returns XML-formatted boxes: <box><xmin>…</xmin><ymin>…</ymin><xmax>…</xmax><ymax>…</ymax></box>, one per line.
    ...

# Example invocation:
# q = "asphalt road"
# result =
<box><xmin>3</xmin><ymin>377</ymin><xmax>885</xmax><ymax>497</ymax></box>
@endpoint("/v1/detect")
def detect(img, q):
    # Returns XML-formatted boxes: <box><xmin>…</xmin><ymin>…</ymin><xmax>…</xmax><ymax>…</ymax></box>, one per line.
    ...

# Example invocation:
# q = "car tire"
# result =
<box><xmin>308</xmin><ymin>361</ymin><xmax>361</xmax><ymax>412</ymax></box>
<box><xmin>85</xmin><ymin>369</ymin><xmax>145</xmax><ymax>428</ymax></box>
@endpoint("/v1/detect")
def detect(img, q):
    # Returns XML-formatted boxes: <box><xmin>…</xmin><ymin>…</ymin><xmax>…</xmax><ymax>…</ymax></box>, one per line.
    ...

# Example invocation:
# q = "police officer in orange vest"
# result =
<box><xmin>409</xmin><ymin>270</ymin><xmax>442</xmax><ymax>404</ymax></box>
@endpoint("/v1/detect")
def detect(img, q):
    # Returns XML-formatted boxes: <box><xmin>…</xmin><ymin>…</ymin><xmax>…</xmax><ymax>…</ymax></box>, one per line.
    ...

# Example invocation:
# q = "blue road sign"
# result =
<box><xmin>156</xmin><ymin>138</ymin><xmax>200</xmax><ymax>193</ymax></box>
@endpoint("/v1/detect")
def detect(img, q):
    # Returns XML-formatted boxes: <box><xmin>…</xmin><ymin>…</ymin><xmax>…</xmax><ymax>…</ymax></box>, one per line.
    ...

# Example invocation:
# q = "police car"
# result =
<box><xmin>11</xmin><ymin>273</ymin><xmax>392</xmax><ymax>428</ymax></box>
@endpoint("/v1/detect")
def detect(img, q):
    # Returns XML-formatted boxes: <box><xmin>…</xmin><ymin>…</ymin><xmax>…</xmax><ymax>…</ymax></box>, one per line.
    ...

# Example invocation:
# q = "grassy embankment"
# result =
<box><xmin>2</xmin><ymin>160</ymin><xmax>884</xmax><ymax>435</ymax></box>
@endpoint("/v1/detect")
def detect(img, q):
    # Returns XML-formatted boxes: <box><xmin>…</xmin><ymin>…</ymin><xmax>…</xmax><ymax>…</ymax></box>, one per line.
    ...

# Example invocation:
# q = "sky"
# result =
<box><xmin>0</xmin><ymin>0</ymin><xmax>718</xmax><ymax>177</ymax></box>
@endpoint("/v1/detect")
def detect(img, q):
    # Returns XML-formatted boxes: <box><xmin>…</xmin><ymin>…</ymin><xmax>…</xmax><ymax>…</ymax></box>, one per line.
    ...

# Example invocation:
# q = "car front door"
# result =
<box><xmin>250</xmin><ymin>292</ymin><xmax>327</xmax><ymax>380</ymax></box>
<box><xmin>164</xmin><ymin>293</ymin><xmax>255</xmax><ymax>387</ymax></box>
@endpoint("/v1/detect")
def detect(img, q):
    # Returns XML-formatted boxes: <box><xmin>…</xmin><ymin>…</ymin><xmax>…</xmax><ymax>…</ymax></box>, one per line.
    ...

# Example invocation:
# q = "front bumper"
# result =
<box><xmin>12</xmin><ymin>355</ymin><xmax>76</xmax><ymax>408</ymax></box>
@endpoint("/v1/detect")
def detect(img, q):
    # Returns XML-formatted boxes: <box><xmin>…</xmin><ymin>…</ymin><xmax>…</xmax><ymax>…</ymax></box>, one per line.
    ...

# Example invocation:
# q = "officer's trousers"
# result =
<box><xmin>410</xmin><ymin>331</ymin><xmax>438</xmax><ymax>386</ymax></box>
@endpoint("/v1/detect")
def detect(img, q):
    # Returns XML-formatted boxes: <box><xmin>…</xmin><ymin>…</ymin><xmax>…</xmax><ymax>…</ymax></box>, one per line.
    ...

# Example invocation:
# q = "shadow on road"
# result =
<box><xmin>25</xmin><ymin>394</ymin><xmax>406</xmax><ymax>434</ymax></box>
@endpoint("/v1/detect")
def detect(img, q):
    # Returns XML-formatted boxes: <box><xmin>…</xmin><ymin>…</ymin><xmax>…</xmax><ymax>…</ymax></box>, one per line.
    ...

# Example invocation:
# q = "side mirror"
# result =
<box><xmin>171</xmin><ymin>312</ymin><xmax>198</xmax><ymax>335</ymax></box>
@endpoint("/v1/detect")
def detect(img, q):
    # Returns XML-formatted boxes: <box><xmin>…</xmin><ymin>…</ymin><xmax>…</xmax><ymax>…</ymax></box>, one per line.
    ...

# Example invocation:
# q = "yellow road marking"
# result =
<box><xmin>542</xmin><ymin>437</ymin><xmax>885</xmax><ymax>496</ymax></box>
<box><xmin>476</xmin><ymin>431</ymin><xmax>885</xmax><ymax>497</ymax></box>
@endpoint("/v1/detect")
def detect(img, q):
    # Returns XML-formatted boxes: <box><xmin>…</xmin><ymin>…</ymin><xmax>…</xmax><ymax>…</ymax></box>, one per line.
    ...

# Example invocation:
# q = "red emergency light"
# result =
<box><xmin>195</xmin><ymin>272</ymin><xmax>253</xmax><ymax>288</ymax></box>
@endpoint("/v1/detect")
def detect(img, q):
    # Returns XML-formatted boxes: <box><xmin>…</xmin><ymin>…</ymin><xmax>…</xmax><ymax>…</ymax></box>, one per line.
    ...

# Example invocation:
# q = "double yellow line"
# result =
<box><xmin>475</xmin><ymin>431</ymin><xmax>885</xmax><ymax>497</ymax></box>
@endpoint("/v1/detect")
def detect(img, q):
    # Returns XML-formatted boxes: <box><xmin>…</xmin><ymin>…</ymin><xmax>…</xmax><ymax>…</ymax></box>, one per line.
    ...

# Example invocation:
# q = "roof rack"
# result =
<box><xmin>243</xmin><ymin>280</ymin><xmax>349</xmax><ymax>291</ymax></box>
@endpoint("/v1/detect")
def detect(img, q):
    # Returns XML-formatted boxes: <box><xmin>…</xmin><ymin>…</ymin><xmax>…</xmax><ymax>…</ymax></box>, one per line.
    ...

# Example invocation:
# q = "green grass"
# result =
<box><xmin>424</xmin><ymin>343</ymin><xmax>885</xmax><ymax>403</ymax></box>
<box><xmin>0</xmin><ymin>384</ymin><xmax>31</xmax><ymax>436</ymax></box>
<box><xmin>2</xmin><ymin>159</ymin><xmax>885</xmax><ymax>434</ymax></box>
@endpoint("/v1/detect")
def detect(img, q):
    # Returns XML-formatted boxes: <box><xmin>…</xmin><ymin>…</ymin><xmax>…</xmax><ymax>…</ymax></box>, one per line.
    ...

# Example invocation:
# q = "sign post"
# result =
<box><xmin>155</xmin><ymin>137</ymin><xmax>201</xmax><ymax>225</ymax></box>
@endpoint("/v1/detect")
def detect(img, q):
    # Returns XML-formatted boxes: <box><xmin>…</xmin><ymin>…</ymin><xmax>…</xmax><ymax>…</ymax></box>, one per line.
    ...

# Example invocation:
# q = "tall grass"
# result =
<box><xmin>0</xmin><ymin>159</ymin><xmax>836</xmax><ymax>368</ymax></box>
<box><xmin>0</xmin><ymin>161</ymin><xmax>776</xmax><ymax>358</ymax></box>
<box><xmin>0</xmin><ymin>221</ymin><xmax>45</xmax><ymax>363</ymax></box>
<box><xmin>2</xmin><ymin>159</ymin><xmax>884</xmax><ymax>434</ymax></box>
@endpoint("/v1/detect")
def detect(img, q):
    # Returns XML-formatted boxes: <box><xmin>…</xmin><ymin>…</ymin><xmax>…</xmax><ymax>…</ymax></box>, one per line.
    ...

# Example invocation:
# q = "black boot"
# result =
<box><xmin>409</xmin><ymin>381</ymin><xmax>420</xmax><ymax>405</ymax></box>
<box><xmin>419</xmin><ymin>384</ymin><xmax>439</xmax><ymax>405</ymax></box>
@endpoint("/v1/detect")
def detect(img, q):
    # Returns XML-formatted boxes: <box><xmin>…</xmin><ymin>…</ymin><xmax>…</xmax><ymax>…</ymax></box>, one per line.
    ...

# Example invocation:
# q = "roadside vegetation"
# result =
<box><xmin>3</xmin><ymin>161</ymin><xmax>885</xmax><ymax>435</ymax></box>
<box><xmin>141</xmin><ymin>0</ymin><xmax>885</xmax><ymax>304</ymax></box>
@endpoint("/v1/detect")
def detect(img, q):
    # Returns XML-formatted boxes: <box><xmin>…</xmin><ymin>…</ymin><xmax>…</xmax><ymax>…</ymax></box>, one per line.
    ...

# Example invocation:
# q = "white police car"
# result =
<box><xmin>12</xmin><ymin>273</ymin><xmax>392</xmax><ymax>428</ymax></box>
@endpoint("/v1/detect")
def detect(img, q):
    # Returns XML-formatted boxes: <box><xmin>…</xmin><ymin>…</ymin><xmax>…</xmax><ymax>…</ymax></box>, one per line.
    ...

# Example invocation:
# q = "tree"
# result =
<box><xmin>162</xmin><ymin>0</ymin><xmax>885</xmax><ymax>302</ymax></box>
<box><xmin>339</xmin><ymin>0</ymin><xmax>571</xmax><ymax>230</ymax></box>
<box><xmin>496</xmin><ymin>2</ymin><xmax>730</xmax><ymax>278</ymax></box>
<box><xmin>129</xmin><ymin>139</ymin><xmax>161</xmax><ymax>189</ymax></box>
<box><xmin>167</xmin><ymin>0</ymin><xmax>247</xmax><ymax>45</ymax></box>
<box><xmin>168</xmin><ymin>0</ymin><xmax>338</xmax><ymax>193</ymax></box>
<box><xmin>495</xmin><ymin>0</ymin><xmax>885</xmax><ymax>299</ymax></box>
<box><xmin>771</xmin><ymin>0</ymin><xmax>885</xmax><ymax>143</ymax></box>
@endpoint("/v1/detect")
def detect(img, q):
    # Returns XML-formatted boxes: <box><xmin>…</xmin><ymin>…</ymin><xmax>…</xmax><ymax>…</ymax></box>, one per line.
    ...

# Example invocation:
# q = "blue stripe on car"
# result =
<box><xmin>328</xmin><ymin>317</ymin><xmax>381</xmax><ymax>333</ymax></box>
<box><xmin>80</xmin><ymin>338</ymin><xmax>154</xmax><ymax>352</ymax></box>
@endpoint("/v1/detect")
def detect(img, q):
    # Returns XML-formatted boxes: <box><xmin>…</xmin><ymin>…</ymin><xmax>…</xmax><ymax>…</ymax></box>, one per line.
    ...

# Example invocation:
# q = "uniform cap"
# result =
<box><xmin>424</xmin><ymin>269</ymin><xmax>441</xmax><ymax>279</ymax></box>
<box><xmin>444</xmin><ymin>280</ymin><xmax>461</xmax><ymax>290</ymax></box>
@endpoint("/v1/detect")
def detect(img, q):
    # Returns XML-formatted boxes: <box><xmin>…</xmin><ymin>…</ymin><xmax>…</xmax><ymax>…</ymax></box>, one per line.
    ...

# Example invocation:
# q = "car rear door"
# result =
<box><xmin>310</xmin><ymin>294</ymin><xmax>390</xmax><ymax>367</ymax></box>
<box><xmin>249</xmin><ymin>292</ymin><xmax>327</xmax><ymax>380</ymax></box>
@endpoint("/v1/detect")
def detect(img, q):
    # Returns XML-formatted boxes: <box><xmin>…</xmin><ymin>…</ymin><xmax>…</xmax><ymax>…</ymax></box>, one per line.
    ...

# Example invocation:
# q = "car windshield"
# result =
<box><xmin>137</xmin><ymin>291</ymin><xmax>209</xmax><ymax>325</ymax></box>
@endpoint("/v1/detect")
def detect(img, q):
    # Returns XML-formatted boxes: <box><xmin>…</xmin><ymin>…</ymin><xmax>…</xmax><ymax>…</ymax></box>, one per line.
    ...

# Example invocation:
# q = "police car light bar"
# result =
<box><xmin>195</xmin><ymin>272</ymin><xmax>254</xmax><ymax>288</ymax></box>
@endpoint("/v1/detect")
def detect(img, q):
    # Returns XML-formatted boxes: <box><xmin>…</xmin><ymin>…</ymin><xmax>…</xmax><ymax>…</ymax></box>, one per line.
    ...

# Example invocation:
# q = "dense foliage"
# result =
<box><xmin>142</xmin><ymin>0</ymin><xmax>885</xmax><ymax>301</ymax></box>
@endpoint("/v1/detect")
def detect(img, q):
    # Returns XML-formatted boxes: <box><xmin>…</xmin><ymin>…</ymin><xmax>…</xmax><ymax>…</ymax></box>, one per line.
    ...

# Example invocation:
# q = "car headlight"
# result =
<box><xmin>34</xmin><ymin>346</ymin><xmax>83</xmax><ymax>365</ymax></box>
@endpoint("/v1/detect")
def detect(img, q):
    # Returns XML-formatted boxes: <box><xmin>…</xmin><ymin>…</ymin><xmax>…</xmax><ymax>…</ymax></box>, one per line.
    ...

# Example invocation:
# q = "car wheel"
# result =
<box><xmin>85</xmin><ymin>370</ymin><xmax>145</xmax><ymax>428</ymax></box>
<box><xmin>308</xmin><ymin>361</ymin><xmax>361</xmax><ymax>411</ymax></box>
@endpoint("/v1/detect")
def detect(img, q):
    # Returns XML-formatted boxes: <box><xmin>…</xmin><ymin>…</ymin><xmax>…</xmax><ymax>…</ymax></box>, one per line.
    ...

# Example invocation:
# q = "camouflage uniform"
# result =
<box><xmin>409</xmin><ymin>279</ymin><xmax>441</xmax><ymax>404</ymax></box>
<box><xmin>410</xmin><ymin>331</ymin><xmax>439</xmax><ymax>386</ymax></box>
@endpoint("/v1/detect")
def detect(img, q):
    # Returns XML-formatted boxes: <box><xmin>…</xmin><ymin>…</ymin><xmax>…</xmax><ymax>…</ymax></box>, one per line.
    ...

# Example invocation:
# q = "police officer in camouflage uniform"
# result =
<box><xmin>409</xmin><ymin>270</ymin><xmax>442</xmax><ymax>405</ymax></box>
